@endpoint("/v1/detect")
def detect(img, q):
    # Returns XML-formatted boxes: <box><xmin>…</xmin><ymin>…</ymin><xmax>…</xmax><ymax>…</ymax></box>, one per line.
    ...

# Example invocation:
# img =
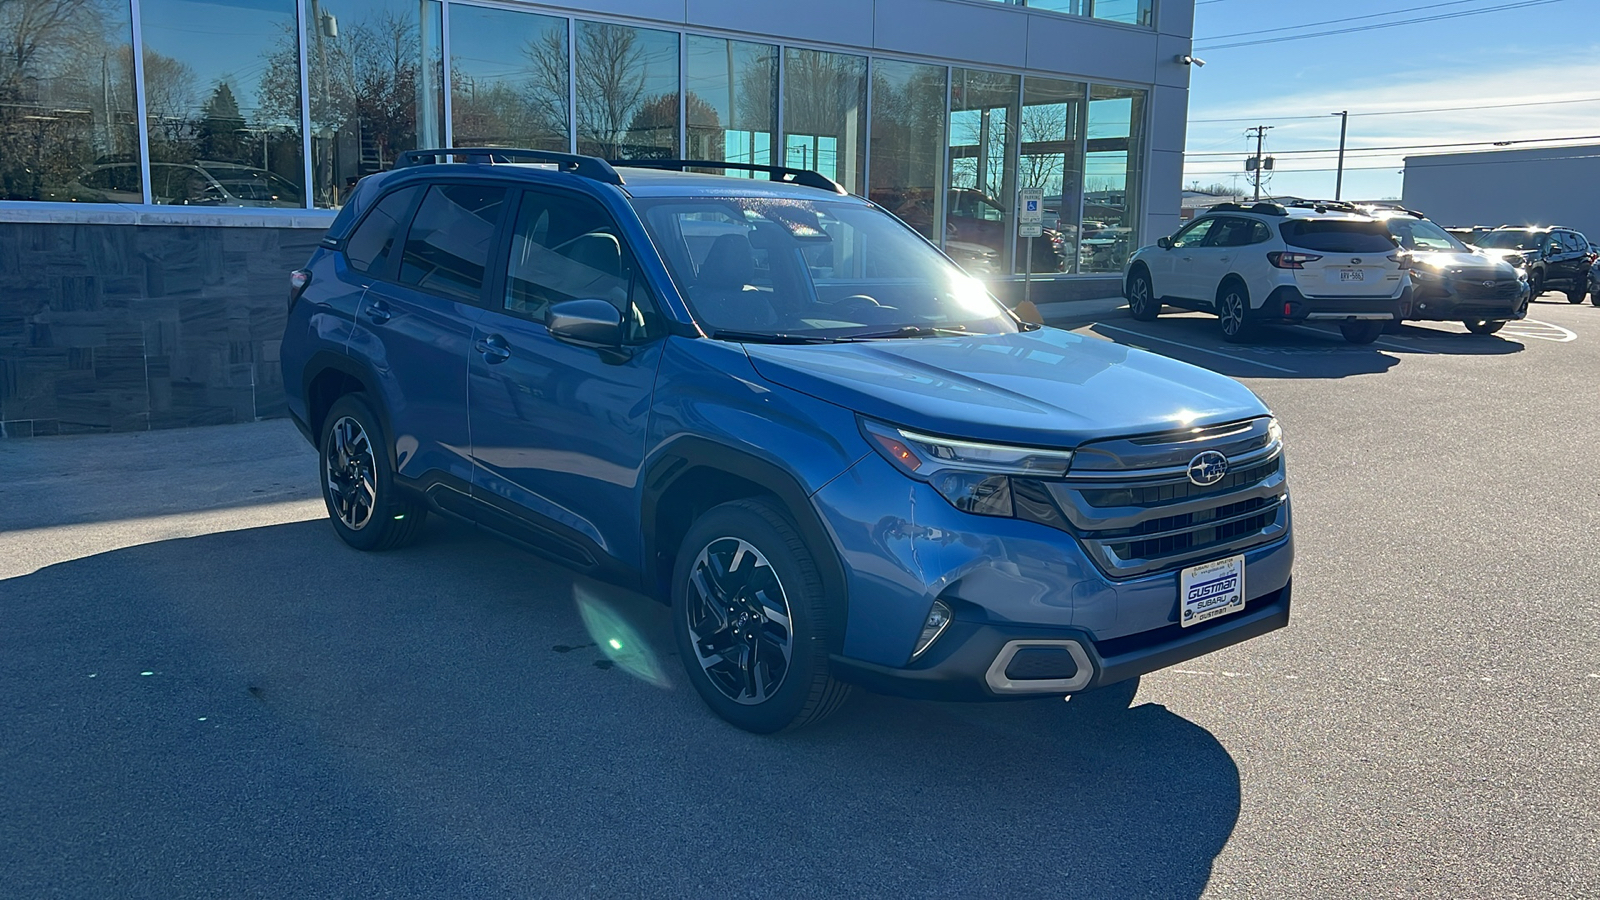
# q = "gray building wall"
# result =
<box><xmin>0</xmin><ymin>220</ymin><xmax>320</xmax><ymax>437</ymax></box>
<box><xmin>1402</xmin><ymin>145</ymin><xmax>1600</xmax><ymax>239</ymax></box>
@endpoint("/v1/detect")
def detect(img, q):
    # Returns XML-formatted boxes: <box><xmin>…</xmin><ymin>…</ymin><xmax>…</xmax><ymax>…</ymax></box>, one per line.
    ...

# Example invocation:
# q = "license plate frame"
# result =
<box><xmin>1180</xmin><ymin>555</ymin><xmax>1246</xmax><ymax>628</ymax></box>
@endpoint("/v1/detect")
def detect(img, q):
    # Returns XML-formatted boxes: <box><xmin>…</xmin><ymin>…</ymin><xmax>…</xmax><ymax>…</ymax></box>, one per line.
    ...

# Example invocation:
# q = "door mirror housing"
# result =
<box><xmin>547</xmin><ymin>298</ymin><xmax>624</xmax><ymax>348</ymax></box>
<box><xmin>1156</xmin><ymin>236</ymin><xmax>1172</xmax><ymax>250</ymax></box>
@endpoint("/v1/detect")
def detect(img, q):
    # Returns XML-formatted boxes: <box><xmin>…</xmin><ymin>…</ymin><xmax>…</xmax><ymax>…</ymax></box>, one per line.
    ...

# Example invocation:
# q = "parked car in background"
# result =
<box><xmin>1365</xmin><ymin>208</ymin><xmax>1529</xmax><ymax>335</ymax></box>
<box><xmin>1444</xmin><ymin>225</ymin><xmax>1493</xmax><ymax>245</ymax></box>
<box><xmin>280</xmin><ymin>149</ymin><xmax>1295</xmax><ymax>733</ymax></box>
<box><xmin>1473</xmin><ymin>226</ymin><xmax>1595</xmax><ymax>303</ymax></box>
<box><xmin>65</xmin><ymin>161</ymin><xmax>304</xmax><ymax>208</ymax></box>
<box><xmin>870</xmin><ymin>187</ymin><xmax>1066</xmax><ymax>274</ymax></box>
<box><xmin>1588</xmin><ymin>256</ymin><xmax>1600</xmax><ymax>306</ymax></box>
<box><xmin>1123</xmin><ymin>200</ymin><xmax>1408</xmax><ymax>344</ymax></box>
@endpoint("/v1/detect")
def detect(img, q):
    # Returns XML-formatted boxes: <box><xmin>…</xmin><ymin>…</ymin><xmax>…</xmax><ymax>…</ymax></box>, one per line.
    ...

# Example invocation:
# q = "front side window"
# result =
<box><xmin>633</xmin><ymin>196</ymin><xmax>1017</xmax><ymax>340</ymax></box>
<box><xmin>503</xmin><ymin>189</ymin><xmax>658</xmax><ymax>342</ymax></box>
<box><xmin>398</xmin><ymin>183</ymin><xmax>506</xmax><ymax>302</ymax></box>
<box><xmin>1385</xmin><ymin>217</ymin><xmax>1465</xmax><ymax>253</ymax></box>
<box><xmin>1170</xmin><ymin>218</ymin><xmax>1214</xmax><ymax>248</ymax></box>
<box><xmin>345</xmin><ymin>185</ymin><xmax>421</xmax><ymax>274</ymax></box>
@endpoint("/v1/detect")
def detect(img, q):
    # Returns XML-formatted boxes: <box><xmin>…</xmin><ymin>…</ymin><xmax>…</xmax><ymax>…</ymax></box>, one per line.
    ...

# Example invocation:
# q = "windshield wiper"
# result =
<box><xmin>710</xmin><ymin>330</ymin><xmax>839</xmax><ymax>344</ymax></box>
<box><xmin>839</xmin><ymin>325</ymin><xmax>974</xmax><ymax>340</ymax></box>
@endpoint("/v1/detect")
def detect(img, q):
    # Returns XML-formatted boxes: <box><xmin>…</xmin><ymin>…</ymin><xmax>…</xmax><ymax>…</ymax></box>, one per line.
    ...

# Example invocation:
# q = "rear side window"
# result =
<box><xmin>345</xmin><ymin>186</ymin><xmax>420</xmax><ymax>275</ymax></box>
<box><xmin>398</xmin><ymin>183</ymin><xmax>508</xmax><ymax>302</ymax></box>
<box><xmin>1279</xmin><ymin>220</ymin><xmax>1395</xmax><ymax>253</ymax></box>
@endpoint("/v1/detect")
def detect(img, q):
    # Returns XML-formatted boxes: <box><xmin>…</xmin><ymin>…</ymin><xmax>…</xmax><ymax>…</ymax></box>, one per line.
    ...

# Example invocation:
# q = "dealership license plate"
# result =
<box><xmin>1337</xmin><ymin>268</ymin><xmax>1365</xmax><ymax>282</ymax></box>
<box><xmin>1180</xmin><ymin>555</ymin><xmax>1245</xmax><ymax>627</ymax></box>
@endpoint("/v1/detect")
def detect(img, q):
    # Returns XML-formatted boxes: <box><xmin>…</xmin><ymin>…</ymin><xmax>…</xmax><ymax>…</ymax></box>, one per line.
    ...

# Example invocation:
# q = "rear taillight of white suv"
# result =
<box><xmin>287</xmin><ymin>269</ymin><xmax>312</xmax><ymax>312</ymax></box>
<box><xmin>1267</xmin><ymin>251</ymin><xmax>1321</xmax><ymax>269</ymax></box>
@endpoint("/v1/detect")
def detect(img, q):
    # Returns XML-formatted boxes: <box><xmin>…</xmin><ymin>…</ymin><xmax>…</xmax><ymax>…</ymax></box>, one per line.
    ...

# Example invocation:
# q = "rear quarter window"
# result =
<box><xmin>344</xmin><ymin>186</ymin><xmax>421</xmax><ymax>275</ymax></box>
<box><xmin>1279</xmin><ymin>220</ymin><xmax>1396</xmax><ymax>253</ymax></box>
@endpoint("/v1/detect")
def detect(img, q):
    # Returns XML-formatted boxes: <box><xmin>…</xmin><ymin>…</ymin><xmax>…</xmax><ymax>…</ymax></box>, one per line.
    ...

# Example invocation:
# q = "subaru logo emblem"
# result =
<box><xmin>1187</xmin><ymin>451</ymin><xmax>1229</xmax><ymax>487</ymax></box>
<box><xmin>1351</xmin><ymin>258</ymin><xmax>1361</xmax><ymax>264</ymax></box>
<box><xmin>1481</xmin><ymin>281</ymin><xmax>1495</xmax><ymax>287</ymax></box>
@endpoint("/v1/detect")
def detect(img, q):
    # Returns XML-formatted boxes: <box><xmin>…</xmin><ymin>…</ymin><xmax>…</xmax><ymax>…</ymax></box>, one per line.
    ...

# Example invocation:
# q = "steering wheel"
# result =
<box><xmin>834</xmin><ymin>294</ymin><xmax>883</xmax><ymax>313</ymax></box>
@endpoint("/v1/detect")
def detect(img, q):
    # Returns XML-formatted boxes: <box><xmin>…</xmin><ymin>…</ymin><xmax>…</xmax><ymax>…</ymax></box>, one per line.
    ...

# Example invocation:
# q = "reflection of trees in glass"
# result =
<box><xmin>449</xmin><ymin>11</ymin><xmax>567</xmax><ymax>150</ymax></box>
<box><xmin>868</xmin><ymin>61</ymin><xmax>944</xmax><ymax>238</ymax></box>
<box><xmin>575</xmin><ymin>22</ymin><xmax>677</xmax><ymax>160</ymax></box>
<box><xmin>685</xmin><ymin>37</ymin><xmax>776</xmax><ymax>168</ymax></box>
<box><xmin>261</xmin><ymin>0</ymin><xmax>439</xmax><ymax>206</ymax></box>
<box><xmin>0</xmin><ymin>0</ymin><xmax>138</xmax><ymax>200</ymax></box>
<box><xmin>782</xmin><ymin>49</ymin><xmax>864</xmax><ymax>190</ymax></box>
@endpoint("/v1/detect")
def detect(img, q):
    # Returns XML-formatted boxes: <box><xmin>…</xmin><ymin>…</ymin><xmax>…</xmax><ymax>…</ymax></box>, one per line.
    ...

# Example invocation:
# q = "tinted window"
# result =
<box><xmin>1475</xmin><ymin>230</ymin><xmax>1541</xmax><ymax>251</ymax></box>
<box><xmin>1206</xmin><ymin>217</ymin><xmax>1258</xmax><ymax>248</ymax></box>
<box><xmin>345</xmin><ymin>186</ymin><xmax>421</xmax><ymax>275</ymax></box>
<box><xmin>1251</xmin><ymin>221</ymin><xmax>1272</xmax><ymax>244</ymax></box>
<box><xmin>1279</xmin><ymin>220</ymin><xmax>1395</xmax><ymax>253</ymax></box>
<box><xmin>504</xmin><ymin>190</ymin><xmax>659</xmax><ymax>341</ymax></box>
<box><xmin>1385</xmin><ymin>217</ymin><xmax>1465</xmax><ymax>253</ymax></box>
<box><xmin>398</xmin><ymin>184</ymin><xmax>507</xmax><ymax>302</ymax></box>
<box><xmin>1563</xmin><ymin>232</ymin><xmax>1587</xmax><ymax>252</ymax></box>
<box><xmin>1170</xmin><ymin>218</ymin><xmax>1214</xmax><ymax>248</ymax></box>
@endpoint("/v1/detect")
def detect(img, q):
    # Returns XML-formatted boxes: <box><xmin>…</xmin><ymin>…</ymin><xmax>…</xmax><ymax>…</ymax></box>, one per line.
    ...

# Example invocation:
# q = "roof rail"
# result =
<box><xmin>614</xmin><ymin>159</ymin><xmax>846</xmax><ymax>194</ymax></box>
<box><xmin>1211</xmin><ymin>201</ymin><xmax>1287</xmax><ymax>216</ymax></box>
<box><xmin>393</xmin><ymin>147</ymin><xmax>623</xmax><ymax>184</ymax></box>
<box><xmin>1285</xmin><ymin>199</ymin><xmax>1362</xmax><ymax>214</ymax></box>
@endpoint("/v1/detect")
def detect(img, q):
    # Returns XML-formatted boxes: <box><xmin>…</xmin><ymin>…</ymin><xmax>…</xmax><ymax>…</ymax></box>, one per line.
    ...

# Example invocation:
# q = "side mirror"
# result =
<box><xmin>1156</xmin><ymin>236</ymin><xmax>1172</xmax><ymax>250</ymax></box>
<box><xmin>547</xmin><ymin>298</ymin><xmax>623</xmax><ymax>348</ymax></box>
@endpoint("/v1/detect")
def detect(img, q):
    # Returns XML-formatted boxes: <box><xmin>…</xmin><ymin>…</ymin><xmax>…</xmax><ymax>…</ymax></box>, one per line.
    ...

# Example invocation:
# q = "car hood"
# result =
<box><xmin>742</xmin><ymin>327</ymin><xmax>1268</xmax><ymax>448</ymax></box>
<box><xmin>1473</xmin><ymin>247</ymin><xmax>1535</xmax><ymax>263</ymax></box>
<box><xmin>1409</xmin><ymin>250</ymin><xmax>1519</xmax><ymax>277</ymax></box>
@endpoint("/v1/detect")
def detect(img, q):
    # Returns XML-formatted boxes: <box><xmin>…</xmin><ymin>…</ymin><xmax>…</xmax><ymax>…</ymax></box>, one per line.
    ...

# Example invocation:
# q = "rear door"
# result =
<box><xmin>1278</xmin><ymin>218</ymin><xmax>1402</xmax><ymax>297</ymax></box>
<box><xmin>1189</xmin><ymin>216</ymin><xmax>1254</xmax><ymax>304</ymax></box>
<box><xmin>466</xmin><ymin>186</ymin><xmax>665</xmax><ymax>571</ymax></box>
<box><xmin>350</xmin><ymin>181</ymin><xmax>507</xmax><ymax>491</ymax></box>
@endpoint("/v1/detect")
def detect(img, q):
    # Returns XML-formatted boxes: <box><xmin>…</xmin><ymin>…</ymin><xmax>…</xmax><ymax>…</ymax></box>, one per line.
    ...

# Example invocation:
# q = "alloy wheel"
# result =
<box><xmin>325</xmin><ymin>415</ymin><xmax>377</xmax><ymax>531</ymax></box>
<box><xmin>685</xmin><ymin>537</ymin><xmax>795</xmax><ymax>705</ymax></box>
<box><xmin>1129</xmin><ymin>277</ymin><xmax>1151</xmax><ymax>316</ymax></box>
<box><xmin>1221</xmin><ymin>291</ymin><xmax>1246</xmax><ymax>336</ymax></box>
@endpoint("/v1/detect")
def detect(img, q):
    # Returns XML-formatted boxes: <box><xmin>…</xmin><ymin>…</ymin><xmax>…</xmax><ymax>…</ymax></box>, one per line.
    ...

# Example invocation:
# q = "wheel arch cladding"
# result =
<box><xmin>642</xmin><ymin>437</ymin><xmax>851</xmax><ymax>655</ymax></box>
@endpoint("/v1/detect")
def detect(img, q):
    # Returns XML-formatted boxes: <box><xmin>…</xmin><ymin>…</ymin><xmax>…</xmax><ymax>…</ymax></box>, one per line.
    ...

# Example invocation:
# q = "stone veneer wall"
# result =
<box><xmin>0</xmin><ymin>222</ymin><xmax>322</xmax><ymax>438</ymax></box>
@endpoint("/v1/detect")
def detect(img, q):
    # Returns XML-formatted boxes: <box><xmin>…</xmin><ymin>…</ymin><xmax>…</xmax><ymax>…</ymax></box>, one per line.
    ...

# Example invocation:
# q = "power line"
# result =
<box><xmin>1197</xmin><ymin>0</ymin><xmax>1491</xmax><ymax>41</ymax></box>
<box><xmin>1188</xmin><ymin>95</ymin><xmax>1600</xmax><ymax>124</ymax></box>
<box><xmin>1194</xmin><ymin>0</ymin><xmax>1569</xmax><ymax>51</ymax></box>
<box><xmin>1185</xmin><ymin>132</ymin><xmax>1600</xmax><ymax>157</ymax></box>
<box><xmin>1185</xmin><ymin>152</ymin><xmax>1600</xmax><ymax>175</ymax></box>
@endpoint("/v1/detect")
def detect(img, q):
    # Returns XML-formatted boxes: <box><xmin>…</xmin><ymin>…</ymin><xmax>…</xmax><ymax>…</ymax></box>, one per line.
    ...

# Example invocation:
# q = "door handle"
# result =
<box><xmin>475</xmin><ymin>333</ymin><xmax>511</xmax><ymax>364</ymax></box>
<box><xmin>364</xmin><ymin>300</ymin><xmax>392</xmax><ymax>324</ymax></box>
<box><xmin>1181</xmin><ymin>256</ymin><xmax>1193</xmax><ymax>262</ymax></box>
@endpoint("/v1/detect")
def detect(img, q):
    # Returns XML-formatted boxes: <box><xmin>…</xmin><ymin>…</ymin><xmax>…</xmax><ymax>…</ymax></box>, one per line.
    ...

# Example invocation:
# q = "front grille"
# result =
<box><xmin>1456</xmin><ymin>279</ymin><xmax>1520</xmax><ymax>301</ymax></box>
<box><xmin>1019</xmin><ymin>417</ymin><xmax>1289</xmax><ymax>579</ymax></box>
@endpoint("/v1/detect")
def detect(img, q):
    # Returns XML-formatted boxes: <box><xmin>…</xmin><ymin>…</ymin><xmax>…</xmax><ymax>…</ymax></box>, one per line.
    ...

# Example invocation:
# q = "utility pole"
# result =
<box><xmin>1246</xmin><ymin>125</ymin><xmax>1273</xmax><ymax>200</ymax></box>
<box><xmin>1332</xmin><ymin>110</ymin><xmax>1348</xmax><ymax>201</ymax></box>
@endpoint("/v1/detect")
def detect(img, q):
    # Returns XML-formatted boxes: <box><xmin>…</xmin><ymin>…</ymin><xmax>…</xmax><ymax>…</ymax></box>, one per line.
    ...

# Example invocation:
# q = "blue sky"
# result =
<box><xmin>1183</xmin><ymin>0</ymin><xmax>1600</xmax><ymax>200</ymax></box>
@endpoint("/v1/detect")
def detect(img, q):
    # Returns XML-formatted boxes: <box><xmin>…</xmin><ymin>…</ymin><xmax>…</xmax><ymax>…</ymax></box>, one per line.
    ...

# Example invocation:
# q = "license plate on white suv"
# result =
<box><xmin>1180</xmin><ymin>555</ymin><xmax>1245</xmax><ymax>627</ymax></box>
<box><xmin>1336</xmin><ymin>268</ymin><xmax>1365</xmax><ymax>282</ymax></box>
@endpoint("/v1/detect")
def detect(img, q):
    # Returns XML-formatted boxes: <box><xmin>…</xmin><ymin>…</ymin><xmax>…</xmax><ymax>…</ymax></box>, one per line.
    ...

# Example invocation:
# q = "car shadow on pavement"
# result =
<box><xmin>1085</xmin><ymin>310</ymin><xmax>1523</xmax><ymax>380</ymax></box>
<box><xmin>1</xmin><ymin>517</ymin><xmax>1241</xmax><ymax>899</ymax></box>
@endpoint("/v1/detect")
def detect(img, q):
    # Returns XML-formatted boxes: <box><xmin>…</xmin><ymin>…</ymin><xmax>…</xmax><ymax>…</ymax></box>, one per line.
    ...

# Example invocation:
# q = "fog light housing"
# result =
<box><xmin>911</xmin><ymin>600</ymin><xmax>953</xmax><ymax>660</ymax></box>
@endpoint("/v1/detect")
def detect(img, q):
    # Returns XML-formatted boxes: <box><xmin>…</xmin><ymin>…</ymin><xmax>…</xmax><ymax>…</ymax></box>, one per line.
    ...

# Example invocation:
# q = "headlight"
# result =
<box><xmin>860</xmin><ymin>419</ymin><xmax>1074</xmax><ymax>517</ymax></box>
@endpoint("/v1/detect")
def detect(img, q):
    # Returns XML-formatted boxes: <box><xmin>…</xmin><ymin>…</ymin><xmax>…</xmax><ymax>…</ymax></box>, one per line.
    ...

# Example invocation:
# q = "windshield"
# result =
<box><xmin>1475</xmin><ymin>230</ymin><xmax>1540</xmax><ymax>251</ymax></box>
<box><xmin>1384</xmin><ymin>216</ymin><xmax>1467</xmax><ymax>253</ymax></box>
<box><xmin>631</xmin><ymin>196</ymin><xmax>1017</xmax><ymax>340</ymax></box>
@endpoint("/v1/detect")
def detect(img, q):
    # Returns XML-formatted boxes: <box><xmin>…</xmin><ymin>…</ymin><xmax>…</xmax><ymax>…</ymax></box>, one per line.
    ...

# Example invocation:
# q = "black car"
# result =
<box><xmin>1473</xmin><ymin>226</ymin><xmax>1595</xmax><ymax>303</ymax></box>
<box><xmin>1370</xmin><ymin>210</ymin><xmax>1529</xmax><ymax>334</ymax></box>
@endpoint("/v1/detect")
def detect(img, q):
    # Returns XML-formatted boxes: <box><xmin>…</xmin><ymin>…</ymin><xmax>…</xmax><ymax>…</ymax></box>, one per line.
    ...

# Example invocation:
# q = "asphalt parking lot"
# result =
<box><xmin>2</xmin><ymin>295</ymin><xmax>1597</xmax><ymax>898</ymax></box>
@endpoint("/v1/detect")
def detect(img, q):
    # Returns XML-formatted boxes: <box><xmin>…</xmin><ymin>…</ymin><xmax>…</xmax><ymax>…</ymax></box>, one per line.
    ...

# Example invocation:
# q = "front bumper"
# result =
<box><xmin>831</xmin><ymin>581</ymin><xmax>1292</xmax><ymax>701</ymax></box>
<box><xmin>1406</xmin><ymin>278</ymin><xmax>1528</xmax><ymax>321</ymax></box>
<box><xmin>1256</xmin><ymin>286</ymin><xmax>1405</xmax><ymax>324</ymax></box>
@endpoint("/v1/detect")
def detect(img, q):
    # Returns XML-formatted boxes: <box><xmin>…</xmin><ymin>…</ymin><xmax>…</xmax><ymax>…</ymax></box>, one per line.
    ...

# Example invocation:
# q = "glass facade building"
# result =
<box><xmin>0</xmin><ymin>0</ymin><xmax>1192</xmax><ymax>278</ymax></box>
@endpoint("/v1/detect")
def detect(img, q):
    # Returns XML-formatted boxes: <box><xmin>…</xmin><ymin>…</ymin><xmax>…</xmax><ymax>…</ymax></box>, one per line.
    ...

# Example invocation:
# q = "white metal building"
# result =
<box><xmin>1402</xmin><ymin>144</ymin><xmax>1600</xmax><ymax>239</ymax></box>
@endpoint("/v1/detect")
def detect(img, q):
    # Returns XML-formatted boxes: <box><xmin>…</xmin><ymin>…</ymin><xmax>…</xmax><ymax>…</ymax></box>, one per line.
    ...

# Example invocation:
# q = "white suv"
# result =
<box><xmin>1123</xmin><ymin>202</ymin><xmax>1408</xmax><ymax>344</ymax></box>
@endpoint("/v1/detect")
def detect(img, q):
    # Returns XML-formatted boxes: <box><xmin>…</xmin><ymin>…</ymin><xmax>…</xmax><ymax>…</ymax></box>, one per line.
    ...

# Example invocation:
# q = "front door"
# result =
<box><xmin>1161</xmin><ymin>217</ymin><xmax>1217</xmax><ymax>300</ymax></box>
<box><xmin>467</xmin><ymin>187</ymin><xmax>664</xmax><ymax>571</ymax></box>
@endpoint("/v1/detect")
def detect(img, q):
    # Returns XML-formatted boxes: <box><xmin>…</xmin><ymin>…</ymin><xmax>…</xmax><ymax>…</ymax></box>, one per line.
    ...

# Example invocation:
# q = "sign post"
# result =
<box><xmin>1018</xmin><ymin>187</ymin><xmax>1044</xmax><ymax>310</ymax></box>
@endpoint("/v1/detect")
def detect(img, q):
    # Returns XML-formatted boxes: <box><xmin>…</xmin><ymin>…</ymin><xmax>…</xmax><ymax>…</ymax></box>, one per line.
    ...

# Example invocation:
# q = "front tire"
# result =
<box><xmin>672</xmin><ymin>499</ymin><xmax>850</xmax><ymax>733</ymax></box>
<box><xmin>1217</xmin><ymin>283</ymin><xmax>1253</xmax><ymax>342</ymax></box>
<box><xmin>318</xmin><ymin>393</ymin><xmax>427</xmax><ymax>551</ymax></box>
<box><xmin>1464</xmin><ymin>319</ymin><xmax>1506</xmax><ymax>335</ymax></box>
<box><xmin>1566</xmin><ymin>286</ymin><xmax>1585</xmax><ymax>304</ymax></box>
<box><xmin>1528</xmin><ymin>270</ymin><xmax>1544</xmax><ymax>299</ymax></box>
<box><xmin>1339</xmin><ymin>321</ymin><xmax>1384</xmax><ymax>344</ymax></box>
<box><xmin>1127</xmin><ymin>270</ymin><xmax>1159</xmax><ymax>321</ymax></box>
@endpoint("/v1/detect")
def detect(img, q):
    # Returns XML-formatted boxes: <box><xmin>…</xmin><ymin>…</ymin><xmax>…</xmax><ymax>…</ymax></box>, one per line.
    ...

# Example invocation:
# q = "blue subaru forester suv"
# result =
<box><xmin>280</xmin><ymin>149</ymin><xmax>1293</xmax><ymax>733</ymax></box>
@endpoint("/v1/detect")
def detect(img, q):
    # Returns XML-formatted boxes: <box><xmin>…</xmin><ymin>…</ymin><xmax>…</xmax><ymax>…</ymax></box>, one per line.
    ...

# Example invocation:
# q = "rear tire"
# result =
<box><xmin>1217</xmin><ymin>282</ymin><xmax>1253</xmax><ymax>342</ymax></box>
<box><xmin>1127</xmin><ymin>270</ymin><xmax>1159</xmax><ymax>321</ymax></box>
<box><xmin>1528</xmin><ymin>270</ymin><xmax>1544</xmax><ymax>299</ymax></box>
<box><xmin>1566</xmin><ymin>286</ymin><xmax>1585</xmax><ymax>304</ymax></box>
<box><xmin>672</xmin><ymin>498</ymin><xmax>850</xmax><ymax>733</ymax></box>
<box><xmin>318</xmin><ymin>393</ymin><xmax>428</xmax><ymax>551</ymax></box>
<box><xmin>1339</xmin><ymin>321</ymin><xmax>1384</xmax><ymax>344</ymax></box>
<box><xmin>1464</xmin><ymin>319</ymin><xmax>1506</xmax><ymax>335</ymax></box>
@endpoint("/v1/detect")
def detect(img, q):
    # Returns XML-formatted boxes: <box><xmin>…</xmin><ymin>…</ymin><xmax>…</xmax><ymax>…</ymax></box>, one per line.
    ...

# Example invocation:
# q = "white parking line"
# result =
<box><xmin>1093</xmin><ymin>323</ymin><xmax>1299</xmax><ymax>373</ymax></box>
<box><xmin>1502</xmin><ymin>319</ymin><xmax>1577</xmax><ymax>342</ymax></box>
<box><xmin>1289</xmin><ymin>324</ymin><xmax>1439</xmax><ymax>355</ymax></box>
